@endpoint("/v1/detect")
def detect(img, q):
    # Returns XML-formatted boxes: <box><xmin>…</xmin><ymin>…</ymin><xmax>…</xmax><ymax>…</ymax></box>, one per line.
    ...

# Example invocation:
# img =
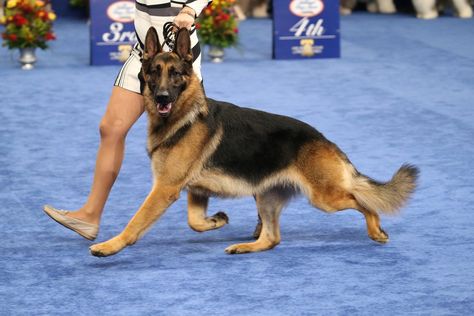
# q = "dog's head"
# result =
<box><xmin>141</xmin><ymin>27</ymin><xmax>194</xmax><ymax>118</ymax></box>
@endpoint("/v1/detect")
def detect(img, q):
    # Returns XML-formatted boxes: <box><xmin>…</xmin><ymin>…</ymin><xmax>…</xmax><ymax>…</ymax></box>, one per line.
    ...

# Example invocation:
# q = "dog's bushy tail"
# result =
<box><xmin>351</xmin><ymin>164</ymin><xmax>419</xmax><ymax>214</ymax></box>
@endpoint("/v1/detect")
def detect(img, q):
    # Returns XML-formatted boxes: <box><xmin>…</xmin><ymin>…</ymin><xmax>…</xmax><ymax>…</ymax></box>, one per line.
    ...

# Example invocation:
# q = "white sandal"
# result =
<box><xmin>43</xmin><ymin>205</ymin><xmax>99</xmax><ymax>241</ymax></box>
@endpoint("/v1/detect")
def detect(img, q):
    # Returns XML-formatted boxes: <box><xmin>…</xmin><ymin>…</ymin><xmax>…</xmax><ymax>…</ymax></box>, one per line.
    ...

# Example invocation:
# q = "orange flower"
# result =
<box><xmin>37</xmin><ymin>10</ymin><xmax>48</xmax><ymax>20</ymax></box>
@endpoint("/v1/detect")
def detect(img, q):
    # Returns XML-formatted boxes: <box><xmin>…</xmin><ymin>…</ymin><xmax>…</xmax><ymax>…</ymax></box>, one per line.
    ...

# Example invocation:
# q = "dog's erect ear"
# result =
<box><xmin>174</xmin><ymin>28</ymin><xmax>193</xmax><ymax>63</ymax></box>
<box><xmin>144</xmin><ymin>27</ymin><xmax>162</xmax><ymax>60</ymax></box>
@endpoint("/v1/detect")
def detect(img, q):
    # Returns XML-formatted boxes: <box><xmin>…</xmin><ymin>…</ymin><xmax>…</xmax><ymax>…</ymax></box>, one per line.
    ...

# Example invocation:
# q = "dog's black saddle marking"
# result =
<box><xmin>204</xmin><ymin>99</ymin><xmax>327</xmax><ymax>184</ymax></box>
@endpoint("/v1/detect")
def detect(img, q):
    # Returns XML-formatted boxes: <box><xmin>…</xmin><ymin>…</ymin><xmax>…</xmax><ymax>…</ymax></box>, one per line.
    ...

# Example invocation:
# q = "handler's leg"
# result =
<box><xmin>57</xmin><ymin>87</ymin><xmax>144</xmax><ymax>226</ymax></box>
<box><xmin>90</xmin><ymin>183</ymin><xmax>180</xmax><ymax>257</ymax></box>
<box><xmin>187</xmin><ymin>192</ymin><xmax>228</xmax><ymax>232</ymax></box>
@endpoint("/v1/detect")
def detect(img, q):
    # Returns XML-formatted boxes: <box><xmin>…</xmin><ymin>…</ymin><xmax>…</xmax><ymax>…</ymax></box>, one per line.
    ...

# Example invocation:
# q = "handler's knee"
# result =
<box><xmin>99</xmin><ymin>119</ymin><xmax>128</xmax><ymax>142</ymax></box>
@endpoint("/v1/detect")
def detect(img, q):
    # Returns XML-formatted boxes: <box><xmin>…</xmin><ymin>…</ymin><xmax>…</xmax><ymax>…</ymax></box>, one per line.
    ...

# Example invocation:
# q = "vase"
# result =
<box><xmin>19</xmin><ymin>47</ymin><xmax>37</xmax><ymax>70</ymax></box>
<box><xmin>208</xmin><ymin>46</ymin><xmax>225</xmax><ymax>63</ymax></box>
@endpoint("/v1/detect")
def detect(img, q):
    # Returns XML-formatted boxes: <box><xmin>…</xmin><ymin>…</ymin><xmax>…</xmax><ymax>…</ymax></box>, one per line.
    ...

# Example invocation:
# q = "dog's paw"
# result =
<box><xmin>189</xmin><ymin>211</ymin><xmax>229</xmax><ymax>232</ymax></box>
<box><xmin>212</xmin><ymin>211</ymin><xmax>229</xmax><ymax>225</ymax></box>
<box><xmin>225</xmin><ymin>240</ymin><xmax>277</xmax><ymax>254</ymax></box>
<box><xmin>225</xmin><ymin>243</ymin><xmax>253</xmax><ymax>254</ymax></box>
<box><xmin>206</xmin><ymin>211</ymin><xmax>229</xmax><ymax>230</ymax></box>
<box><xmin>90</xmin><ymin>243</ymin><xmax>112</xmax><ymax>257</ymax></box>
<box><xmin>369</xmin><ymin>228</ymin><xmax>389</xmax><ymax>244</ymax></box>
<box><xmin>89</xmin><ymin>238</ymin><xmax>125</xmax><ymax>257</ymax></box>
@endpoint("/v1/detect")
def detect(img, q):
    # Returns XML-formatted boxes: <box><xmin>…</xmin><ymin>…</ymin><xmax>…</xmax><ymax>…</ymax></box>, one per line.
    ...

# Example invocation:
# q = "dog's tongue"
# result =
<box><xmin>157</xmin><ymin>102</ymin><xmax>172</xmax><ymax>114</ymax></box>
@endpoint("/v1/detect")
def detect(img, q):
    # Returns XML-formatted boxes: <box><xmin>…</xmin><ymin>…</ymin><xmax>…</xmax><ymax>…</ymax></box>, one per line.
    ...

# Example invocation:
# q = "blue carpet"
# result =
<box><xmin>1</xmin><ymin>14</ymin><xmax>474</xmax><ymax>315</ymax></box>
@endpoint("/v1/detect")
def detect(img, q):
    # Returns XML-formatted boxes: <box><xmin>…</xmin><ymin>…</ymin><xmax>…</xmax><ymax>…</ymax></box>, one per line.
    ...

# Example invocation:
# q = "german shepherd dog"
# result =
<box><xmin>89</xmin><ymin>28</ymin><xmax>419</xmax><ymax>257</ymax></box>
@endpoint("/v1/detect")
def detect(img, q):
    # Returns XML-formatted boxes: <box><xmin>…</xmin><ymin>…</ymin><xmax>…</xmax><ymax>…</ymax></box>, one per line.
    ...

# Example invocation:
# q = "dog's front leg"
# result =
<box><xmin>90</xmin><ymin>183</ymin><xmax>180</xmax><ymax>257</ymax></box>
<box><xmin>187</xmin><ymin>192</ymin><xmax>228</xmax><ymax>232</ymax></box>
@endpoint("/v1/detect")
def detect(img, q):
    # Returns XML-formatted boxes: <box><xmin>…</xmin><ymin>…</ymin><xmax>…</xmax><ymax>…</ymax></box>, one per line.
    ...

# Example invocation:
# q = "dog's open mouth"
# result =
<box><xmin>157</xmin><ymin>103</ymin><xmax>172</xmax><ymax>117</ymax></box>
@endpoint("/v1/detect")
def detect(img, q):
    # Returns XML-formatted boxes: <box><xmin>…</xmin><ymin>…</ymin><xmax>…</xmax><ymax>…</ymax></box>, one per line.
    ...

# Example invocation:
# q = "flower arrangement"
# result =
<box><xmin>0</xmin><ymin>0</ymin><xmax>57</xmax><ymax>50</ymax></box>
<box><xmin>196</xmin><ymin>0</ymin><xmax>239</xmax><ymax>48</ymax></box>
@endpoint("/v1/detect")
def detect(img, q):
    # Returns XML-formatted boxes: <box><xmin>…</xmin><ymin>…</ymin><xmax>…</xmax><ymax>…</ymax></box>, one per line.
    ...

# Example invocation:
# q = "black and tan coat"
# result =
<box><xmin>90</xmin><ymin>28</ymin><xmax>419</xmax><ymax>257</ymax></box>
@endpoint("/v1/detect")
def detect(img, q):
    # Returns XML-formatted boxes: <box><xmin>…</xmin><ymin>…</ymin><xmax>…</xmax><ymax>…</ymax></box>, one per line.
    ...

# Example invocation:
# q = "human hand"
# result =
<box><xmin>174</xmin><ymin>7</ymin><xmax>196</xmax><ymax>30</ymax></box>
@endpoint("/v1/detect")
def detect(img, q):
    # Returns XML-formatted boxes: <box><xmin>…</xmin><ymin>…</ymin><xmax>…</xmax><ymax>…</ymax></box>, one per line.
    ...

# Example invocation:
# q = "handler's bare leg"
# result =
<box><xmin>64</xmin><ymin>87</ymin><xmax>144</xmax><ymax>225</ymax></box>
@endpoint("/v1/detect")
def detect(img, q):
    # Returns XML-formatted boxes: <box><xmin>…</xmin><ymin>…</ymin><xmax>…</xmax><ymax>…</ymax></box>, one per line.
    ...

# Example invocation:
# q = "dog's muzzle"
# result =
<box><xmin>155</xmin><ymin>91</ymin><xmax>173</xmax><ymax>117</ymax></box>
<box><xmin>157</xmin><ymin>102</ymin><xmax>173</xmax><ymax>117</ymax></box>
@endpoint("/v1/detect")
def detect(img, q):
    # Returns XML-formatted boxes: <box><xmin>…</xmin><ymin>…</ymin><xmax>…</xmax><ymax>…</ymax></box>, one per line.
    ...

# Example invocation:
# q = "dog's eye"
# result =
<box><xmin>169</xmin><ymin>68</ymin><xmax>180</xmax><ymax>77</ymax></box>
<box><xmin>150</xmin><ymin>65</ymin><xmax>161</xmax><ymax>75</ymax></box>
<box><xmin>147</xmin><ymin>81</ymin><xmax>156</xmax><ymax>90</ymax></box>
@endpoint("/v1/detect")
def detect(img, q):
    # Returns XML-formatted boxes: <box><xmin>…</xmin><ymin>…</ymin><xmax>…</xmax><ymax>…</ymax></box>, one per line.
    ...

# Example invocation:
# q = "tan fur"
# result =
<box><xmin>145</xmin><ymin>63</ymin><xmax>206</xmax><ymax>152</ymax></box>
<box><xmin>351</xmin><ymin>165</ymin><xmax>418</xmax><ymax>215</ymax></box>
<box><xmin>294</xmin><ymin>141</ymin><xmax>356</xmax><ymax>211</ymax></box>
<box><xmin>292</xmin><ymin>141</ymin><xmax>416</xmax><ymax>242</ymax></box>
<box><xmin>187</xmin><ymin>192</ymin><xmax>228</xmax><ymax>232</ymax></box>
<box><xmin>89</xmin><ymin>47</ymin><xmax>418</xmax><ymax>257</ymax></box>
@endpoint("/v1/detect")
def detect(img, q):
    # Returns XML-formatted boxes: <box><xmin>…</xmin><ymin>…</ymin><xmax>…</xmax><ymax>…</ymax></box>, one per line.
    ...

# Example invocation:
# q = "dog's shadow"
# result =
<box><xmin>183</xmin><ymin>235</ymin><xmax>253</xmax><ymax>244</ymax></box>
<box><xmin>86</xmin><ymin>227</ymin><xmax>387</xmax><ymax>270</ymax></box>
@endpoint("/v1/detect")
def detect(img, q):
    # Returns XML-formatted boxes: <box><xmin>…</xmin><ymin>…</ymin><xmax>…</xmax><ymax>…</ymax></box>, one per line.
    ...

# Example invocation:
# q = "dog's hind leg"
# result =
<box><xmin>225</xmin><ymin>187</ymin><xmax>292</xmax><ymax>254</ymax></box>
<box><xmin>296</xmin><ymin>141</ymin><xmax>390</xmax><ymax>243</ymax></box>
<box><xmin>306</xmin><ymin>185</ymin><xmax>389</xmax><ymax>242</ymax></box>
<box><xmin>253</xmin><ymin>214</ymin><xmax>262</xmax><ymax>239</ymax></box>
<box><xmin>187</xmin><ymin>191</ymin><xmax>229</xmax><ymax>232</ymax></box>
<box><xmin>252</xmin><ymin>194</ymin><xmax>262</xmax><ymax>239</ymax></box>
<box><xmin>354</xmin><ymin>206</ymin><xmax>389</xmax><ymax>243</ymax></box>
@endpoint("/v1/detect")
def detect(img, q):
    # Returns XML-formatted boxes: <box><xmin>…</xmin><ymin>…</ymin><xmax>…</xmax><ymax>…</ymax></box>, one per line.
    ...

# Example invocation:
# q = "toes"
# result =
<box><xmin>225</xmin><ymin>247</ymin><xmax>238</xmax><ymax>254</ymax></box>
<box><xmin>189</xmin><ymin>212</ymin><xmax>228</xmax><ymax>232</ymax></box>
<box><xmin>209</xmin><ymin>211</ymin><xmax>229</xmax><ymax>229</ymax></box>
<box><xmin>225</xmin><ymin>241</ymin><xmax>276</xmax><ymax>254</ymax></box>
<box><xmin>213</xmin><ymin>211</ymin><xmax>229</xmax><ymax>224</ymax></box>
<box><xmin>370</xmin><ymin>228</ymin><xmax>389</xmax><ymax>244</ymax></box>
<box><xmin>89</xmin><ymin>239</ymin><xmax>124</xmax><ymax>257</ymax></box>
<box><xmin>225</xmin><ymin>244</ymin><xmax>248</xmax><ymax>254</ymax></box>
<box><xmin>90</xmin><ymin>244</ymin><xmax>108</xmax><ymax>257</ymax></box>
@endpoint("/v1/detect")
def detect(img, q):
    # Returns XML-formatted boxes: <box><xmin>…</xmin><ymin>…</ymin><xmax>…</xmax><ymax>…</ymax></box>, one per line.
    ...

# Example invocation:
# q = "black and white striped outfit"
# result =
<box><xmin>114</xmin><ymin>0</ymin><xmax>211</xmax><ymax>94</ymax></box>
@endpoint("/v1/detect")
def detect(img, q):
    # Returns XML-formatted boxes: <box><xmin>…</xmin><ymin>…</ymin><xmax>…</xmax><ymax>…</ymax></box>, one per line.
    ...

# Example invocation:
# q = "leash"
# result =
<box><xmin>163</xmin><ymin>22</ymin><xmax>178</xmax><ymax>51</ymax></box>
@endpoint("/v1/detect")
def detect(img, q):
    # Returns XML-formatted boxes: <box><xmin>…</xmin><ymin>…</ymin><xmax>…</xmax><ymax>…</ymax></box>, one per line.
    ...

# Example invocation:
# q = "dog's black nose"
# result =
<box><xmin>155</xmin><ymin>90</ymin><xmax>170</xmax><ymax>104</ymax></box>
<box><xmin>157</xmin><ymin>90</ymin><xmax>169</xmax><ymax>97</ymax></box>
